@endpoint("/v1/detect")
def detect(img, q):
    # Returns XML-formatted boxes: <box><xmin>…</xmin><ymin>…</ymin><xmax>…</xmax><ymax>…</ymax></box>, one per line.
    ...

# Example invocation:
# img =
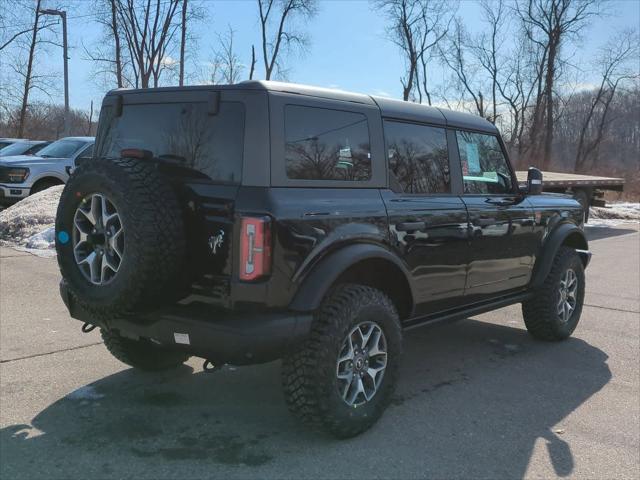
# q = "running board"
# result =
<box><xmin>403</xmin><ymin>291</ymin><xmax>533</xmax><ymax>331</ymax></box>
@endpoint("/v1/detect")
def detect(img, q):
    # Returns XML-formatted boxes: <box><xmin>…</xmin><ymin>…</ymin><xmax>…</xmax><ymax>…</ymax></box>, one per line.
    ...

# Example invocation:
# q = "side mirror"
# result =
<box><xmin>527</xmin><ymin>167</ymin><xmax>543</xmax><ymax>195</ymax></box>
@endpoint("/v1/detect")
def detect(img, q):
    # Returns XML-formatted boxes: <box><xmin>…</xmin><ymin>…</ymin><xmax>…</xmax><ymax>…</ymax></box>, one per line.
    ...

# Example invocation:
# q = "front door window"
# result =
<box><xmin>456</xmin><ymin>131</ymin><xmax>513</xmax><ymax>195</ymax></box>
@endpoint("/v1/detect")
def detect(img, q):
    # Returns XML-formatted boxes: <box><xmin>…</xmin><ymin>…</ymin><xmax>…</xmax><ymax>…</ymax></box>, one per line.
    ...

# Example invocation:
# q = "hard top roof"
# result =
<box><xmin>107</xmin><ymin>81</ymin><xmax>498</xmax><ymax>133</ymax></box>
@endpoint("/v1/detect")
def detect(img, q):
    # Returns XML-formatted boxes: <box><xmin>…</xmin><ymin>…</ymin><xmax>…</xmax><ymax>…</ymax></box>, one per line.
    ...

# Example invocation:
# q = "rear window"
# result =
<box><xmin>384</xmin><ymin>120</ymin><xmax>450</xmax><ymax>194</ymax></box>
<box><xmin>95</xmin><ymin>101</ymin><xmax>245</xmax><ymax>184</ymax></box>
<box><xmin>284</xmin><ymin>105</ymin><xmax>371</xmax><ymax>181</ymax></box>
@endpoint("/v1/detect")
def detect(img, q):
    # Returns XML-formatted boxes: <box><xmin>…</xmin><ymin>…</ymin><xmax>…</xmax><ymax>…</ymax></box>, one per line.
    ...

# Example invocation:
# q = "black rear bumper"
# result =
<box><xmin>60</xmin><ymin>282</ymin><xmax>313</xmax><ymax>365</ymax></box>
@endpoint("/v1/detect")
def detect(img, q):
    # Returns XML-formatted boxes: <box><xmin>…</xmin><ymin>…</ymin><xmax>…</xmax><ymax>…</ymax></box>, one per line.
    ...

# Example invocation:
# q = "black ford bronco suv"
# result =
<box><xmin>56</xmin><ymin>81</ymin><xmax>590</xmax><ymax>438</ymax></box>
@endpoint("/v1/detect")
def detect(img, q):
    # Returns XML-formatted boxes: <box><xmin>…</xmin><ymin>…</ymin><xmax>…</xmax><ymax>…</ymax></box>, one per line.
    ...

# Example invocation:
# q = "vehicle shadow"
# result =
<box><xmin>585</xmin><ymin>224</ymin><xmax>638</xmax><ymax>241</ymax></box>
<box><xmin>1</xmin><ymin>318</ymin><xmax>611</xmax><ymax>479</ymax></box>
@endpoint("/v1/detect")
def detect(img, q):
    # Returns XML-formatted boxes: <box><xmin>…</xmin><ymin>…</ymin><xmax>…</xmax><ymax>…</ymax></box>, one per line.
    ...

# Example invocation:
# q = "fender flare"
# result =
<box><xmin>530</xmin><ymin>223</ymin><xmax>590</xmax><ymax>288</ymax></box>
<box><xmin>288</xmin><ymin>243</ymin><xmax>415</xmax><ymax>313</ymax></box>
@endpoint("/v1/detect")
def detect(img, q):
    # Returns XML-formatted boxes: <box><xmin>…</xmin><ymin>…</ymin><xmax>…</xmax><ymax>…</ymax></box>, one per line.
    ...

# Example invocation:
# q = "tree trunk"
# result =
<box><xmin>179</xmin><ymin>0</ymin><xmax>187</xmax><ymax>86</ymax></box>
<box><xmin>17</xmin><ymin>0</ymin><xmax>42</xmax><ymax>138</ymax></box>
<box><xmin>542</xmin><ymin>36</ymin><xmax>558</xmax><ymax>171</ymax></box>
<box><xmin>110</xmin><ymin>0</ymin><xmax>123</xmax><ymax>88</ymax></box>
<box><xmin>86</xmin><ymin>100</ymin><xmax>94</xmax><ymax>136</ymax></box>
<box><xmin>249</xmin><ymin>44</ymin><xmax>256</xmax><ymax>80</ymax></box>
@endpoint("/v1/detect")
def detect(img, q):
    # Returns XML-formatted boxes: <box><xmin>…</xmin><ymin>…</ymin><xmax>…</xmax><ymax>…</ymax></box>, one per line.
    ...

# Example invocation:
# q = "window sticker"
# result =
<box><xmin>465</xmin><ymin>142</ymin><xmax>481</xmax><ymax>173</ymax></box>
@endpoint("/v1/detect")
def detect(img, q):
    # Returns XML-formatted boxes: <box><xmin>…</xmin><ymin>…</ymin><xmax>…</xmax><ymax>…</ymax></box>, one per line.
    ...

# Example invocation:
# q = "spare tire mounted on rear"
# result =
<box><xmin>55</xmin><ymin>157</ymin><xmax>186</xmax><ymax>319</ymax></box>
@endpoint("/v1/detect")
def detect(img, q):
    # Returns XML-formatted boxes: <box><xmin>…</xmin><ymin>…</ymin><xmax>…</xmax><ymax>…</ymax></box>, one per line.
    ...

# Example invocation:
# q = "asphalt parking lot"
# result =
<box><xmin>1</xmin><ymin>223</ymin><xmax>639</xmax><ymax>479</ymax></box>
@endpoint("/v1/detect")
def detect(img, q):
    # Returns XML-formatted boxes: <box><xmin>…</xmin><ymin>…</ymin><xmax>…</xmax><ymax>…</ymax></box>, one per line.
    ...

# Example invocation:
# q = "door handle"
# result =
<box><xmin>396</xmin><ymin>221</ymin><xmax>427</xmax><ymax>232</ymax></box>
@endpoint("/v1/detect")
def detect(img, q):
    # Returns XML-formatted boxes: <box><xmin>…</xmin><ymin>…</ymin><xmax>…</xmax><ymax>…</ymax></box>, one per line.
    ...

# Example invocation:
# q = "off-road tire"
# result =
<box><xmin>101</xmin><ymin>329</ymin><xmax>189</xmax><ymax>371</ymax></box>
<box><xmin>55</xmin><ymin>157</ymin><xmax>186</xmax><ymax>319</ymax></box>
<box><xmin>522</xmin><ymin>247</ymin><xmax>585</xmax><ymax>341</ymax></box>
<box><xmin>282</xmin><ymin>284</ymin><xmax>402</xmax><ymax>438</ymax></box>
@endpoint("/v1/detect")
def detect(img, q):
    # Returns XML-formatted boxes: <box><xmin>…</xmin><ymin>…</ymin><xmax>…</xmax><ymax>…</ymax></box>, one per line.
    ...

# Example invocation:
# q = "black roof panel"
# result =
<box><xmin>106</xmin><ymin>81</ymin><xmax>498</xmax><ymax>133</ymax></box>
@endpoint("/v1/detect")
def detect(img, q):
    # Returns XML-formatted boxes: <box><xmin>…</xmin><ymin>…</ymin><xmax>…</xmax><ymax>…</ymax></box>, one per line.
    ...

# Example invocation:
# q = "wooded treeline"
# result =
<box><xmin>0</xmin><ymin>0</ymin><xmax>638</xmax><ymax>197</ymax></box>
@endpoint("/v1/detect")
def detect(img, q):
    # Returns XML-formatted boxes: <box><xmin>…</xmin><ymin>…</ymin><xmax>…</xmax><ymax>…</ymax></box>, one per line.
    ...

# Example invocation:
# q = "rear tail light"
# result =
<box><xmin>239</xmin><ymin>216</ymin><xmax>272</xmax><ymax>281</ymax></box>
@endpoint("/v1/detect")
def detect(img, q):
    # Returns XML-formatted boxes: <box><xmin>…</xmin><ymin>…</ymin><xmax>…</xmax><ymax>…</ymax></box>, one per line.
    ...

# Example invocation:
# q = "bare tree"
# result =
<box><xmin>439</xmin><ymin>18</ymin><xmax>486</xmax><ymax>116</ymax></box>
<box><xmin>0</xmin><ymin>0</ymin><xmax>60</xmax><ymax>136</ymax></box>
<box><xmin>575</xmin><ymin>31</ymin><xmax>639</xmax><ymax>171</ymax></box>
<box><xmin>469</xmin><ymin>0</ymin><xmax>508</xmax><ymax>122</ymax></box>
<box><xmin>517</xmin><ymin>0</ymin><xmax>599</xmax><ymax>169</ymax></box>
<box><xmin>179</xmin><ymin>0</ymin><xmax>187</xmax><ymax>86</ymax></box>
<box><xmin>83</xmin><ymin>0</ymin><xmax>128</xmax><ymax>89</ymax></box>
<box><xmin>257</xmin><ymin>0</ymin><xmax>317</xmax><ymax>80</ymax></box>
<box><xmin>15</xmin><ymin>0</ymin><xmax>43</xmax><ymax>138</ymax></box>
<box><xmin>110</xmin><ymin>0</ymin><xmax>124</xmax><ymax>87</ymax></box>
<box><xmin>210</xmin><ymin>26</ymin><xmax>244</xmax><ymax>84</ymax></box>
<box><xmin>115</xmin><ymin>0</ymin><xmax>183</xmax><ymax>88</ymax></box>
<box><xmin>378</xmin><ymin>0</ymin><xmax>453</xmax><ymax>102</ymax></box>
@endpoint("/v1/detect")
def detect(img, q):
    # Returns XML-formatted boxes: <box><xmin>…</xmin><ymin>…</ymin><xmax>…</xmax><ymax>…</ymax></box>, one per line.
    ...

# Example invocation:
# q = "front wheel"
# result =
<box><xmin>282</xmin><ymin>284</ymin><xmax>403</xmax><ymax>438</ymax></box>
<box><xmin>522</xmin><ymin>247</ymin><xmax>585</xmax><ymax>341</ymax></box>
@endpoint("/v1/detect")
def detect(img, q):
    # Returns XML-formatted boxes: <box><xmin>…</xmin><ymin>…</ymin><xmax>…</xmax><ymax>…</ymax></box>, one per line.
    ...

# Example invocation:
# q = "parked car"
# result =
<box><xmin>0</xmin><ymin>138</ymin><xmax>27</xmax><ymax>150</ymax></box>
<box><xmin>56</xmin><ymin>82</ymin><xmax>590</xmax><ymax>438</ymax></box>
<box><xmin>0</xmin><ymin>140</ymin><xmax>50</xmax><ymax>157</ymax></box>
<box><xmin>0</xmin><ymin>136</ymin><xmax>94</xmax><ymax>205</ymax></box>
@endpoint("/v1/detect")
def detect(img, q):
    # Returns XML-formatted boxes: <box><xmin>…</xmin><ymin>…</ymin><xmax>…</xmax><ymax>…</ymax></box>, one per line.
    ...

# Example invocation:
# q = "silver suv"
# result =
<box><xmin>0</xmin><ymin>136</ymin><xmax>94</xmax><ymax>204</ymax></box>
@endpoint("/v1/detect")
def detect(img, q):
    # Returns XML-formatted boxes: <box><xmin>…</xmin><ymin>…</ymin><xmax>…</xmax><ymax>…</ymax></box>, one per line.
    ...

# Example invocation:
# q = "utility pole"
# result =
<box><xmin>39</xmin><ymin>9</ymin><xmax>69</xmax><ymax>136</ymax></box>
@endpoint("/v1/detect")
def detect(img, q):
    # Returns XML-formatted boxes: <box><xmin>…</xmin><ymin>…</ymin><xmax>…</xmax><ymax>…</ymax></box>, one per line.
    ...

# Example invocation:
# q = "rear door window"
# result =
<box><xmin>284</xmin><ymin>105</ymin><xmax>371</xmax><ymax>181</ymax></box>
<box><xmin>95</xmin><ymin>102</ymin><xmax>245</xmax><ymax>184</ymax></box>
<box><xmin>384</xmin><ymin>120</ymin><xmax>450</xmax><ymax>194</ymax></box>
<box><xmin>455</xmin><ymin>131</ymin><xmax>514</xmax><ymax>195</ymax></box>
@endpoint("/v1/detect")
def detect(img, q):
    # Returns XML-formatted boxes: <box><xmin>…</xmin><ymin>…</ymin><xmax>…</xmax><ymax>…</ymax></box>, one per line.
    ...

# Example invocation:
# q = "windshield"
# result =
<box><xmin>0</xmin><ymin>142</ymin><xmax>13</xmax><ymax>150</ymax></box>
<box><xmin>0</xmin><ymin>142</ymin><xmax>33</xmax><ymax>157</ymax></box>
<box><xmin>38</xmin><ymin>140</ymin><xmax>86</xmax><ymax>158</ymax></box>
<box><xmin>95</xmin><ymin>101</ymin><xmax>245</xmax><ymax>184</ymax></box>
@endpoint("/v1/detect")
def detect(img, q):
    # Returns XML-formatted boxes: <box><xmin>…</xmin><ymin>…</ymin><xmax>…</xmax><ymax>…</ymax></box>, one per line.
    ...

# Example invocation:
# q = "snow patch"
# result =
<box><xmin>25</xmin><ymin>226</ymin><xmax>56</xmax><ymax>249</ymax></box>
<box><xmin>591</xmin><ymin>202</ymin><xmax>640</xmax><ymax>221</ymax></box>
<box><xmin>0</xmin><ymin>186</ymin><xmax>63</xmax><ymax>255</ymax></box>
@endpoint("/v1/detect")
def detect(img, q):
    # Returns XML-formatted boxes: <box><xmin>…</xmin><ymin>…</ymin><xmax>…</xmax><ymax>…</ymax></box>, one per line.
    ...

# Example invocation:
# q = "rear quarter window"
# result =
<box><xmin>95</xmin><ymin>101</ymin><xmax>245</xmax><ymax>184</ymax></box>
<box><xmin>284</xmin><ymin>105</ymin><xmax>371</xmax><ymax>181</ymax></box>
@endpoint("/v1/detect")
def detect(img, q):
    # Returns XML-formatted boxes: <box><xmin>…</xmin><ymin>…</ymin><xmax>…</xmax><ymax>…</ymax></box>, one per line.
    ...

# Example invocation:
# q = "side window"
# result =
<box><xmin>456</xmin><ymin>131</ymin><xmax>513</xmax><ymax>195</ymax></box>
<box><xmin>285</xmin><ymin>105</ymin><xmax>371</xmax><ymax>181</ymax></box>
<box><xmin>78</xmin><ymin>144</ymin><xmax>94</xmax><ymax>159</ymax></box>
<box><xmin>384</xmin><ymin>120</ymin><xmax>450</xmax><ymax>194</ymax></box>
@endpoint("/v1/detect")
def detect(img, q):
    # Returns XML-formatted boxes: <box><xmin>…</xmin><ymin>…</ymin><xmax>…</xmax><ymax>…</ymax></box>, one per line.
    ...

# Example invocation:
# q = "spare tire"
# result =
<box><xmin>55</xmin><ymin>157</ymin><xmax>186</xmax><ymax>319</ymax></box>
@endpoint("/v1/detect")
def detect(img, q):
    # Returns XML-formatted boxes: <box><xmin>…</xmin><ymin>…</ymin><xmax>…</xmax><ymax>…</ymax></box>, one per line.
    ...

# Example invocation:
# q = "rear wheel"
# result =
<box><xmin>522</xmin><ymin>247</ymin><xmax>585</xmax><ymax>341</ymax></box>
<box><xmin>282</xmin><ymin>284</ymin><xmax>402</xmax><ymax>438</ymax></box>
<box><xmin>101</xmin><ymin>329</ymin><xmax>190</xmax><ymax>371</ymax></box>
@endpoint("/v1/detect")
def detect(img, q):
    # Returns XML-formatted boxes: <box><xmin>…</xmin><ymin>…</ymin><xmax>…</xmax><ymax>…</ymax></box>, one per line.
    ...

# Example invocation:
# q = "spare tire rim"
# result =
<box><xmin>557</xmin><ymin>268</ymin><xmax>578</xmax><ymax>323</ymax></box>
<box><xmin>336</xmin><ymin>321</ymin><xmax>388</xmax><ymax>407</ymax></box>
<box><xmin>72</xmin><ymin>193</ymin><xmax>124</xmax><ymax>285</ymax></box>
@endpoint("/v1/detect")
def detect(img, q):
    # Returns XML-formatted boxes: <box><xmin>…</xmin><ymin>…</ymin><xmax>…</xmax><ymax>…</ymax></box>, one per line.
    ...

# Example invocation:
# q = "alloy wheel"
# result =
<box><xmin>557</xmin><ymin>268</ymin><xmax>578</xmax><ymax>323</ymax></box>
<box><xmin>336</xmin><ymin>321</ymin><xmax>388</xmax><ymax>407</ymax></box>
<box><xmin>72</xmin><ymin>193</ymin><xmax>124</xmax><ymax>285</ymax></box>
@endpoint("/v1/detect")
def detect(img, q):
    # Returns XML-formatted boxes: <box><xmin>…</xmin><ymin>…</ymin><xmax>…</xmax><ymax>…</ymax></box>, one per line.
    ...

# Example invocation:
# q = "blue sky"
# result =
<box><xmin>35</xmin><ymin>0</ymin><xmax>640</xmax><ymax>110</ymax></box>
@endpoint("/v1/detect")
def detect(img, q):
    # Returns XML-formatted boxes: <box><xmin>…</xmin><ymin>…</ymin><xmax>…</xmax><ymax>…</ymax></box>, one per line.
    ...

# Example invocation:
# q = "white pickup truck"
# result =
<box><xmin>0</xmin><ymin>137</ymin><xmax>94</xmax><ymax>205</ymax></box>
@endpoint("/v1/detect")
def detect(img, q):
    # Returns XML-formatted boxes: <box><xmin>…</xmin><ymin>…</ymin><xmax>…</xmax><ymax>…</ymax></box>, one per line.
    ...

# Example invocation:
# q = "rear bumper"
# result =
<box><xmin>60</xmin><ymin>281</ymin><xmax>313</xmax><ymax>365</ymax></box>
